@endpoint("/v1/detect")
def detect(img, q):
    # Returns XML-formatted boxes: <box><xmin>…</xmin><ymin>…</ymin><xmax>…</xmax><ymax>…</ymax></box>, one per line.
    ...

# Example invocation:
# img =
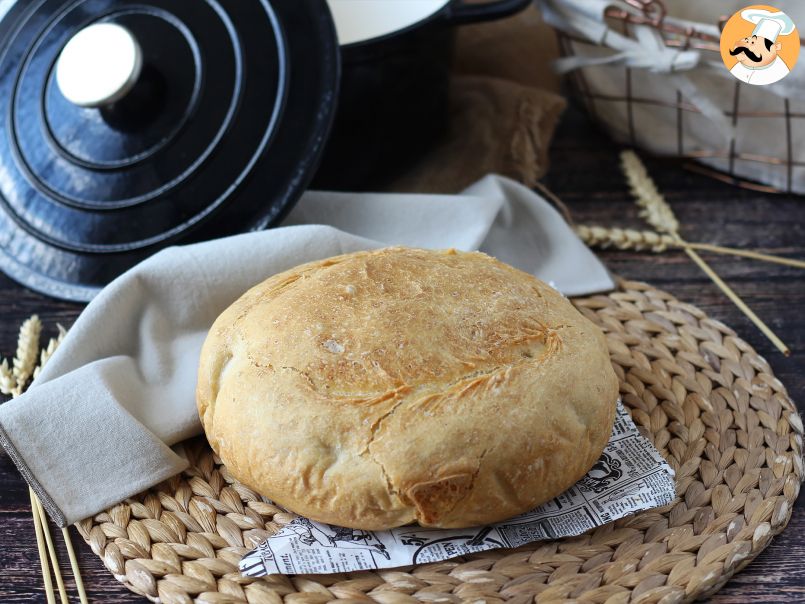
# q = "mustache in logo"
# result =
<box><xmin>730</xmin><ymin>46</ymin><xmax>763</xmax><ymax>62</ymax></box>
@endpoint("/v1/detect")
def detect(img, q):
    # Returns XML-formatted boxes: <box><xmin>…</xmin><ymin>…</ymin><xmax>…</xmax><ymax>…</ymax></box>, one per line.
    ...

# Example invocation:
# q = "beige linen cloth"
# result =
<box><xmin>390</xmin><ymin>5</ymin><xmax>567</xmax><ymax>193</ymax></box>
<box><xmin>0</xmin><ymin>176</ymin><xmax>613</xmax><ymax>527</ymax></box>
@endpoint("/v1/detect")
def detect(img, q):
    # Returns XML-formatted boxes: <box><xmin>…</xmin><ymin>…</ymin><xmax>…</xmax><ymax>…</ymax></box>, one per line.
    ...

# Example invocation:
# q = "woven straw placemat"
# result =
<box><xmin>75</xmin><ymin>280</ymin><xmax>803</xmax><ymax>604</ymax></box>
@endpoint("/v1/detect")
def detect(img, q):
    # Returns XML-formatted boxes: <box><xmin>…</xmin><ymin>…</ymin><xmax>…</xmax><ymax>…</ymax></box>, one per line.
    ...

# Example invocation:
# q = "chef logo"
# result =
<box><xmin>720</xmin><ymin>5</ymin><xmax>799</xmax><ymax>86</ymax></box>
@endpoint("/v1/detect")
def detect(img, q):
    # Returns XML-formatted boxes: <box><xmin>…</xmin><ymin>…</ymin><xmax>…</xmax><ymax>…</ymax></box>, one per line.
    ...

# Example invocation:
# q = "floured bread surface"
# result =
<box><xmin>196</xmin><ymin>248</ymin><xmax>618</xmax><ymax>529</ymax></box>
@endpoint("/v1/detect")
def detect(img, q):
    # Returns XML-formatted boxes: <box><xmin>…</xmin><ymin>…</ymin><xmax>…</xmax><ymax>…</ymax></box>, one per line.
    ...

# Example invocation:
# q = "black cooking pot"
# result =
<box><xmin>0</xmin><ymin>0</ymin><xmax>339</xmax><ymax>301</ymax></box>
<box><xmin>313</xmin><ymin>0</ymin><xmax>532</xmax><ymax>191</ymax></box>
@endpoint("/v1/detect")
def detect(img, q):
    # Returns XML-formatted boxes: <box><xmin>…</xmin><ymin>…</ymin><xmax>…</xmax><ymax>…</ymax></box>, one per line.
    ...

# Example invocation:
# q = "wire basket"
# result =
<box><xmin>540</xmin><ymin>0</ymin><xmax>805</xmax><ymax>194</ymax></box>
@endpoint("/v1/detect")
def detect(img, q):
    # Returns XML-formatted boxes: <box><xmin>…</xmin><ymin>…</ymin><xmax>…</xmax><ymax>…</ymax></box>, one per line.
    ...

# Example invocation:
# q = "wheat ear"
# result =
<box><xmin>621</xmin><ymin>150</ymin><xmax>679</xmax><ymax>235</ymax></box>
<box><xmin>32</xmin><ymin>325</ymin><xmax>67</xmax><ymax>382</ymax></box>
<box><xmin>575</xmin><ymin>225</ymin><xmax>678</xmax><ymax>252</ymax></box>
<box><xmin>0</xmin><ymin>359</ymin><xmax>14</xmax><ymax>396</ymax></box>
<box><xmin>11</xmin><ymin>315</ymin><xmax>42</xmax><ymax>397</ymax></box>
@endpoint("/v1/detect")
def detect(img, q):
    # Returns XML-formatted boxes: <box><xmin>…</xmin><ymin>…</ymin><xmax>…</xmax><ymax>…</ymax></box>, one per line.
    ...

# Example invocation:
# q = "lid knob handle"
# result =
<box><xmin>56</xmin><ymin>23</ymin><xmax>143</xmax><ymax>108</ymax></box>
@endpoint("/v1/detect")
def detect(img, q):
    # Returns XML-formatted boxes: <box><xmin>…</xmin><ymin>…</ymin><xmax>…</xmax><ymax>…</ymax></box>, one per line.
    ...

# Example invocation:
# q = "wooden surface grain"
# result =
<box><xmin>0</xmin><ymin>103</ymin><xmax>803</xmax><ymax>602</ymax></box>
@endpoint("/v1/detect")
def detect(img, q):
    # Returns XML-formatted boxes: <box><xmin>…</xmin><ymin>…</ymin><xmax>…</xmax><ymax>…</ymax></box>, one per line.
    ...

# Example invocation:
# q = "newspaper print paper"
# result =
<box><xmin>240</xmin><ymin>401</ymin><xmax>676</xmax><ymax>576</ymax></box>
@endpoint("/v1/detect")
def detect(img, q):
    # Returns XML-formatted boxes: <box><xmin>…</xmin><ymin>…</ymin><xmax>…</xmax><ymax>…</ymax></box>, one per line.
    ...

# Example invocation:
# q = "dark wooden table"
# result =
<box><xmin>1</xmin><ymin>104</ymin><xmax>803</xmax><ymax>602</ymax></box>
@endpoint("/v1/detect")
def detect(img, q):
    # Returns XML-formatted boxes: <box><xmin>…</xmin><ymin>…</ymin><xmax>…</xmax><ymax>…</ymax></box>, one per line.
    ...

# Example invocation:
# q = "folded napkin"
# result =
<box><xmin>0</xmin><ymin>176</ymin><xmax>614</xmax><ymax>527</ymax></box>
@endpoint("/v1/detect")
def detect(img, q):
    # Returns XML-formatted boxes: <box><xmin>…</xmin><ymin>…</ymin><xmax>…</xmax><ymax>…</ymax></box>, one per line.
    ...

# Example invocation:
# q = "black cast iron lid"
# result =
<box><xmin>0</xmin><ymin>0</ymin><xmax>339</xmax><ymax>301</ymax></box>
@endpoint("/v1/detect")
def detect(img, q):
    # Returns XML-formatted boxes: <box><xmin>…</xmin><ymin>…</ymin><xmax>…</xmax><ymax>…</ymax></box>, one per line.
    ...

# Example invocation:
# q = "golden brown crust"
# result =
<box><xmin>197</xmin><ymin>247</ymin><xmax>618</xmax><ymax>529</ymax></box>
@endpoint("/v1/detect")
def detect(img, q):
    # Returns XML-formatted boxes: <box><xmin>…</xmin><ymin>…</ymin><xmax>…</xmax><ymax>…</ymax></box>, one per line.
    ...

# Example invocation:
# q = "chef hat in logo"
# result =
<box><xmin>741</xmin><ymin>8</ymin><xmax>796</xmax><ymax>43</ymax></box>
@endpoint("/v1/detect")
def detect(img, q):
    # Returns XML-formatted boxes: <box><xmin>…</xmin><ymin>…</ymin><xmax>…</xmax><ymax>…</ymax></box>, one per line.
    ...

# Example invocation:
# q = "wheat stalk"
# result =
<box><xmin>576</xmin><ymin>224</ymin><xmax>805</xmax><ymax>270</ymax></box>
<box><xmin>689</xmin><ymin>243</ymin><xmax>805</xmax><ymax>269</ymax></box>
<box><xmin>618</xmin><ymin>151</ymin><xmax>790</xmax><ymax>356</ymax></box>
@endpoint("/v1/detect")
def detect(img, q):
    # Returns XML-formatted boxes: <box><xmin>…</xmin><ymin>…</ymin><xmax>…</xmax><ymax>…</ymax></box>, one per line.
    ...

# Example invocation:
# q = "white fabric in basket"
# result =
<box><xmin>540</xmin><ymin>0</ymin><xmax>805</xmax><ymax>193</ymax></box>
<box><xmin>0</xmin><ymin>175</ymin><xmax>614</xmax><ymax>526</ymax></box>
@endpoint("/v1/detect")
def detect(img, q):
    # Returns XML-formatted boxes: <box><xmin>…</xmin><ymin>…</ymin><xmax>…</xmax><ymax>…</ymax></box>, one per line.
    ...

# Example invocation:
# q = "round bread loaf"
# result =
<box><xmin>197</xmin><ymin>247</ymin><xmax>618</xmax><ymax>529</ymax></box>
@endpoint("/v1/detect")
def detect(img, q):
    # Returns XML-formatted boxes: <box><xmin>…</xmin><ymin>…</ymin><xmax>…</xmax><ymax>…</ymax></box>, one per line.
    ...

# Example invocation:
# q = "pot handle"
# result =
<box><xmin>446</xmin><ymin>0</ymin><xmax>532</xmax><ymax>25</ymax></box>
